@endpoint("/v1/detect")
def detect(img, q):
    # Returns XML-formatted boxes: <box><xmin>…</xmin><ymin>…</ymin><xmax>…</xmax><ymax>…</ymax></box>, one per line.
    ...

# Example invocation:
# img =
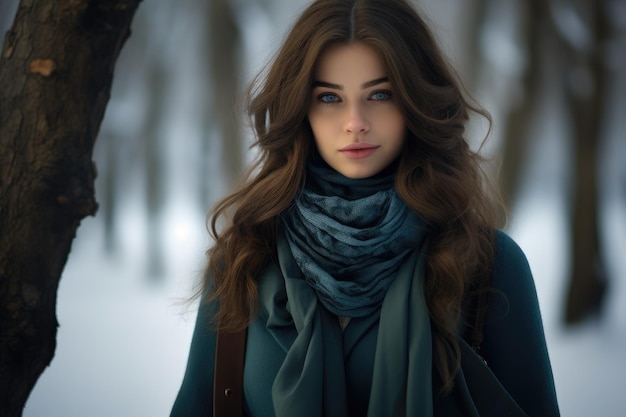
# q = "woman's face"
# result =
<box><xmin>308</xmin><ymin>42</ymin><xmax>406</xmax><ymax>179</ymax></box>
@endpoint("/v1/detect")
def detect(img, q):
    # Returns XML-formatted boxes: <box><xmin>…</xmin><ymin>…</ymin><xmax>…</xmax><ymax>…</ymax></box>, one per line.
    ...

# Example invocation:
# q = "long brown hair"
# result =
<box><xmin>204</xmin><ymin>0</ymin><xmax>501</xmax><ymax>392</ymax></box>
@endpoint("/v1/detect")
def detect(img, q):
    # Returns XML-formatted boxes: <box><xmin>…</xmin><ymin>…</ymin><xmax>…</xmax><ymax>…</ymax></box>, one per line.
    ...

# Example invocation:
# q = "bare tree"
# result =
<box><xmin>0</xmin><ymin>1</ymin><xmax>141</xmax><ymax>415</ymax></box>
<box><xmin>552</xmin><ymin>0</ymin><xmax>609</xmax><ymax>323</ymax></box>
<box><xmin>201</xmin><ymin>0</ymin><xmax>243</xmax><ymax>206</ymax></box>
<box><xmin>498</xmin><ymin>0</ymin><xmax>548</xmax><ymax>210</ymax></box>
<box><xmin>143</xmin><ymin>62</ymin><xmax>168</xmax><ymax>279</ymax></box>
<box><xmin>456</xmin><ymin>0</ymin><xmax>491</xmax><ymax>94</ymax></box>
<box><xmin>494</xmin><ymin>0</ymin><xmax>610</xmax><ymax>323</ymax></box>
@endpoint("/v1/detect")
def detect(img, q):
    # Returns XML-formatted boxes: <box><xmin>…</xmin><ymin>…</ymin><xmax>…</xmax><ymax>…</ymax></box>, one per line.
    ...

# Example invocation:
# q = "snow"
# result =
<box><xmin>22</xmin><ymin>213</ymin><xmax>200</xmax><ymax>417</ymax></box>
<box><xmin>512</xmin><ymin>193</ymin><xmax>626</xmax><ymax>417</ymax></box>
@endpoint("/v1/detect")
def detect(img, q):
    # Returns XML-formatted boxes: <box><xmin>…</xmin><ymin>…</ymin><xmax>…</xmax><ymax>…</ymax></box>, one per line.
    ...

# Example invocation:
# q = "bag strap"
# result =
<box><xmin>213</xmin><ymin>327</ymin><xmax>247</xmax><ymax>417</ymax></box>
<box><xmin>463</xmin><ymin>271</ymin><xmax>490</xmax><ymax>361</ymax></box>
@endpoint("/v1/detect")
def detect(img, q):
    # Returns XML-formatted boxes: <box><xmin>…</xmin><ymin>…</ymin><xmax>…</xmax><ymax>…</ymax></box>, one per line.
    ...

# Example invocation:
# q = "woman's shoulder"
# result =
<box><xmin>482</xmin><ymin>232</ymin><xmax>560</xmax><ymax>416</ymax></box>
<box><xmin>493</xmin><ymin>229</ymin><xmax>531</xmax><ymax>271</ymax></box>
<box><xmin>489</xmin><ymin>229</ymin><xmax>538</xmax><ymax>305</ymax></box>
<box><xmin>492</xmin><ymin>230</ymin><xmax>532</xmax><ymax>285</ymax></box>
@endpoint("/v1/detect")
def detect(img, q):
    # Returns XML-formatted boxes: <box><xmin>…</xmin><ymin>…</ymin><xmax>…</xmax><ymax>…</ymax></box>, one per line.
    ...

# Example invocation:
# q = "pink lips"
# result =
<box><xmin>339</xmin><ymin>143</ymin><xmax>380</xmax><ymax>159</ymax></box>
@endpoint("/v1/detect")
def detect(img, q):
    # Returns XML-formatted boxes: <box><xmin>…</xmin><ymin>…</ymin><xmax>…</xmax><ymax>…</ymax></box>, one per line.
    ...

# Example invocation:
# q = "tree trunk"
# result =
<box><xmin>144</xmin><ymin>63</ymin><xmax>167</xmax><ymax>280</ymax></box>
<box><xmin>0</xmin><ymin>1</ymin><xmax>141</xmax><ymax>415</ymax></box>
<box><xmin>205</xmin><ymin>0</ymin><xmax>243</xmax><ymax>200</ymax></box>
<box><xmin>498</xmin><ymin>0</ymin><xmax>546</xmax><ymax>211</ymax></box>
<box><xmin>458</xmin><ymin>0</ymin><xmax>490</xmax><ymax>94</ymax></box>
<box><xmin>559</xmin><ymin>0</ymin><xmax>609</xmax><ymax>324</ymax></box>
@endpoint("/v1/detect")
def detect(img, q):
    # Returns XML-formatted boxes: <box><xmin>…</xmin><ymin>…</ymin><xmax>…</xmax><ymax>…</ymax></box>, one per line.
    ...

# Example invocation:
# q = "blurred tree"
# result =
<box><xmin>100</xmin><ymin>131</ymin><xmax>118</xmax><ymax>253</ymax></box>
<box><xmin>456</xmin><ymin>0</ymin><xmax>490</xmax><ymax>94</ymax></box>
<box><xmin>90</xmin><ymin>0</ymin><xmax>245</xmax><ymax>276</ymax></box>
<box><xmin>498</xmin><ymin>0</ymin><xmax>546</xmax><ymax>211</ymax></box>
<box><xmin>494</xmin><ymin>0</ymin><xmax>611</xmax><ymax>324</ymax></box>
<box><xmin>143</xmin><ymin>60</ymin><xmax>168</xmax><ymax>280</ymax></box>
<box><xmin>552</xmin><ymin>0</ymin><xmax>609</xmax><ymax>323</ymax></box>
<box><xmin>0</xmin><ymin>1</ymin><xmax>141</xmax><ymax>415</ymax></box>
<box><xmin>94</xmin><ymin>0</ymin><xmax>190</xmax><ymax>279</ymax></box>
<box><xmin>201</xmin><ymin>0</ymin><xmax>243</xmax><ymax>205</ymax></box>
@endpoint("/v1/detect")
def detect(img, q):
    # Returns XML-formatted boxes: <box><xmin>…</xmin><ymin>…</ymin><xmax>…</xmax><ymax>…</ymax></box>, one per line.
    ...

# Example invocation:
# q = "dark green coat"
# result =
<box><xmin>170</xmin><ymin>231</ymin><xmax>560</xmax><ymax>416</ymax></box>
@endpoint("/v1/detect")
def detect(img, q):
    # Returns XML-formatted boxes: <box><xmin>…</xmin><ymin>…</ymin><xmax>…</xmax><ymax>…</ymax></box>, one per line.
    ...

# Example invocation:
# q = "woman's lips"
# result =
<box><xmin>339</xmin><ymin>144</ymin><xmax>380</xmax><ymax>159</ymax></box>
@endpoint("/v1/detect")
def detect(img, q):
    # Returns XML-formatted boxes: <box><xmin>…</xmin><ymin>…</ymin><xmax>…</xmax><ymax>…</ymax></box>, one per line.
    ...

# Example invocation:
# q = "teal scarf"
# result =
<box><xmin>257</xmin><ymin>234</ymin><xmax>434</xmax><ymax>417</ymax></box>
<box><xmin>281</xmin><ymin>157</ymin><xmax>426</xmax><ymax>317</ymax></box>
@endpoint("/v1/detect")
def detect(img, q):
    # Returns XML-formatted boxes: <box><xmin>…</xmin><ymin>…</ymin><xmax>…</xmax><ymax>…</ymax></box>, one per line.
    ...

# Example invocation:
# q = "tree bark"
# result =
<box><xmin>0</xmin><ymin>1</ymin><xmax>141</xmax><ymax>415</ymax></box>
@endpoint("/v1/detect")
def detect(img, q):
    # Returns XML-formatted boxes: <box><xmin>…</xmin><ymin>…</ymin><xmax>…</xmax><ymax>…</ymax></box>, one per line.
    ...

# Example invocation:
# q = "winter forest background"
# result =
<box><xmin>1</xmin><ymin>0</ymin><xmax>624</xmax><ymax>415</ymax></box>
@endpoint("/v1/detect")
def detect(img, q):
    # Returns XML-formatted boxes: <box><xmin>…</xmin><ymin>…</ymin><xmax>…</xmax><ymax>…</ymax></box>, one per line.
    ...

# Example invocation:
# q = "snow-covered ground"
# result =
<box><xmin>22</xmin><ymin>212</ymin><xmax>201</xmax><ymax>417</ymax></box>
<box><xmin>512</xmin><ymin>194</ymin><xmax>626</xmax><ymax>417</ymax></box>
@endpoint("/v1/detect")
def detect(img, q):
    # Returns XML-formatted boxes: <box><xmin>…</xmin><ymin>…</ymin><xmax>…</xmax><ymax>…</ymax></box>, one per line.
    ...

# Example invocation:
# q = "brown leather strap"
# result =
<box><xmin>464</xmin><ymin>269</ymin><xmax>491</xmax><ymax>361</ymax></box>
<box><xmin>467</xmin><ymin>289</ymin><xmax>488</xmax><ymax>352</ymax></box>
<box><xmin>213</xmin><ymin>328</ymin><xmax>247</xmax><ymax>417</ymax></box>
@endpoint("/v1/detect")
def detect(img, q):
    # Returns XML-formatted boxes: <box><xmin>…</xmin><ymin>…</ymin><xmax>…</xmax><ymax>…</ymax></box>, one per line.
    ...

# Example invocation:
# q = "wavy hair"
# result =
<box><xmin>203</xmin><ymin>0</ymin><xmax>501</xmax><ymax>391</ymax></box>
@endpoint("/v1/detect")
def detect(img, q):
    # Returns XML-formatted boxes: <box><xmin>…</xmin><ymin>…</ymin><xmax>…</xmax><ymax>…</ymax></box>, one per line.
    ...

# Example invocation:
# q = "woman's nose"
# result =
<box><xmin>344</xmin><ymin>104</ymin><xmax>370</xmax><ymax>134</ymax></box>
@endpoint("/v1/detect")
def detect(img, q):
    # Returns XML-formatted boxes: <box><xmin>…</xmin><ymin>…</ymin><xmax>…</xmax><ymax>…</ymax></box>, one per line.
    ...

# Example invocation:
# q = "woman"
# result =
<box><xmin>171</xmin><ymin>0</ymin><xmax>560</xmax><ymax>416</ymax></box>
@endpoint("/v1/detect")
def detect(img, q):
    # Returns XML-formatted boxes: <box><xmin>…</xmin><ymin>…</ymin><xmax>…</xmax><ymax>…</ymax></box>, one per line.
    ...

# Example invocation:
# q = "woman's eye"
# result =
<box><xmin>370</xmin><ymin>90</ymin><xmax>392</xmax><ymax>101</ymax></box>
<box><xmin>318</xmin><ymin>93</ymin><xmax>341</xmax><ymax>104</ymax></box>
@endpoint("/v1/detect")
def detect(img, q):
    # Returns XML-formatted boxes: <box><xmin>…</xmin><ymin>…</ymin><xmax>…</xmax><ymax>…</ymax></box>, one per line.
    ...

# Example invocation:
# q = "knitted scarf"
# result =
<box><xmin>280</xmin><ymin>156</ymin><xmax>427</xmax><ymax>317</ymax></box>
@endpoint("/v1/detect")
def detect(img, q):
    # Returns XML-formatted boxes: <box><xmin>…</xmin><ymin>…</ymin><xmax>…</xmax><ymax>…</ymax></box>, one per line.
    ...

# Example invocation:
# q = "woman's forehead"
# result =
<box><xmin>313</xmin><ymin>42</ymin><xmax>388</xmax><ymax>85</ymax></box>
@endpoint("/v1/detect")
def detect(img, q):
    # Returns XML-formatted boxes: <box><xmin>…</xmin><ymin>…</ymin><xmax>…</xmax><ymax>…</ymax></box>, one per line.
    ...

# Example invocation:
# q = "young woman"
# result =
<box><xmin>171</xmin><ymin>0</ymin><xmax>560</xmax><ymax>416</ymax></box>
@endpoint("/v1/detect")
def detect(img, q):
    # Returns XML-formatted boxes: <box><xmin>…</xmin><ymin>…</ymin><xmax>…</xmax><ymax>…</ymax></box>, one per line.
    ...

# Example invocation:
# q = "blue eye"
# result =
<box><xmin>318</xmin><ymin>93</ymin><xmax>341</xmax><ymax>104</ymax></box>
<box><xmin>370</xmin><ymin>91</ymin><xmax>391</xmax><ymax>101</ymax></box>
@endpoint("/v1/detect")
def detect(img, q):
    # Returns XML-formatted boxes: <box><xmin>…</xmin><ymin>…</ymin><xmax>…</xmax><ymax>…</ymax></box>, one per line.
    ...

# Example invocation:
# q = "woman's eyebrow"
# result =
<box><xmin>312</xmin><ymin>80</ymin><xmax>342</xmax><ymax>89</ymax></box>
<box><xmin>362</xmin><ymin>77</ymin><xmax>389</xmax><ymax>89</ymax></box>
<box><xmin>312</xmin><ymin>77</ymin><xmax>389</xmax><ymax>90</ymax></box>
